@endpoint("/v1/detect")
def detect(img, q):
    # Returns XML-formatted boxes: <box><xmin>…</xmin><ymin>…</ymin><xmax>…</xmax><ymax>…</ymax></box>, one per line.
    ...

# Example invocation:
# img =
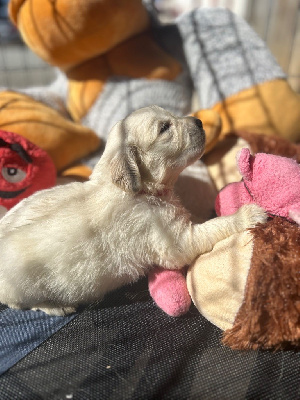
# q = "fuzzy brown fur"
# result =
<box><xmin>223</xmin><ymin>217</ymin><xmax>300</xmax><ymax>350</ymax></box>
<box><xmin>236</xmin><ymin>131</ymin><xmax>300</xmax><ymax>162</ymax></box>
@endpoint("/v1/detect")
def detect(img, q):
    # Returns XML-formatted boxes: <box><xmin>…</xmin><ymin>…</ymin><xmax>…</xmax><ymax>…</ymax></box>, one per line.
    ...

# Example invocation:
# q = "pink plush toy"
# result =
<box><xmin>148</xmin><ymin>267</ymin><xmax>191</xmax><ymax>317</ymax></box>
<box><xmin>216</xmin><ymin>148</ymin><xmax>300</xmax><ymax>222</ymax></box>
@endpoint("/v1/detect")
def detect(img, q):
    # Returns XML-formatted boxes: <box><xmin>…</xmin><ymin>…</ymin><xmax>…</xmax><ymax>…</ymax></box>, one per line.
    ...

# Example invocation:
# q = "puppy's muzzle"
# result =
<box><xmin>193</xmin><ymin>117</ymin><xmax>203</xmax><ymax>130</ymax></box>
<box><xmin>185</xmin><ymin>116</ymin><xmax>205</xmax><ymax>139</ymax></box>
<box><xmin>185</xmin><ymin>116</ymin><xmax>204</xmax><ymax>131</ymax></box>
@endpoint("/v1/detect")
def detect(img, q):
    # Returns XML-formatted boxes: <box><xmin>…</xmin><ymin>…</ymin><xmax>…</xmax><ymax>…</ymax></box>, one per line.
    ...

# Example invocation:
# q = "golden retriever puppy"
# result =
<box><xmin>0</xmin><ymin>106</ymin><xmax>266</xmax><ymax>315</ymax></box>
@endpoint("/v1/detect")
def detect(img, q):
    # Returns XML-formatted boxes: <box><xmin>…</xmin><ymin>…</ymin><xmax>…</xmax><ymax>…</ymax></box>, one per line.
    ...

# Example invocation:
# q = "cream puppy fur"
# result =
<box><xmin>0</xmin><ymin>106</ymin><xmax>266</xmax><ymax>315</ymax></box>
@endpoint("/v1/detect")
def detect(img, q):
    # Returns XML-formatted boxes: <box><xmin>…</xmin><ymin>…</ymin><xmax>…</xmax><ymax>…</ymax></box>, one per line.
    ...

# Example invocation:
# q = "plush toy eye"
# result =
<box><xmin>159</xmin><ymin>121</ymin><xmax>172</xmax><ymax>134</ymax></box>
<box><xmin>2</xmin><ymin>167</ymin><xmax>27</xmax><ymax>183</ymax></box>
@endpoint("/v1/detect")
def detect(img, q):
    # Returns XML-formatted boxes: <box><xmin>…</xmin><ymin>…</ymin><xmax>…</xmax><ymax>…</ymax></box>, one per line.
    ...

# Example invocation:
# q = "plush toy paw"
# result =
<box><xmin>148</xmin><ymin>267</ymin><xmax>191</xmax><ymax>317</ymax></box>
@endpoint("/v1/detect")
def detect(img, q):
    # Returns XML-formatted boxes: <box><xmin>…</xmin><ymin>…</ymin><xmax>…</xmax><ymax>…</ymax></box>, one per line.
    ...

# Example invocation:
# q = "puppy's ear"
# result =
<box><xmin>110</xmin><ymin>145</ymin><xmax>142</xmax><ymax>193</ymax></box>
<box><xmin>109</xmin><ymin>122</ymin><xmax>142</xmax><ymax>193</ymax></box>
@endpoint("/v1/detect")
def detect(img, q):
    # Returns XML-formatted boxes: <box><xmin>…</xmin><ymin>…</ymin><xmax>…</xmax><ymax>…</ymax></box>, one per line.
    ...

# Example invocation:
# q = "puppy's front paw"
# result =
<box><xmin>237</xmin><ymin>204</ymin><xmax>267</xmax><ymax>230</ymax></box>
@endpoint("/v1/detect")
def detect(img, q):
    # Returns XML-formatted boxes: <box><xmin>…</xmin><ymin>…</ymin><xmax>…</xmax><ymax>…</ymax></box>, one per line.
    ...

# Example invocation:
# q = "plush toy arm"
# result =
<box><xmin>177</xmin><ymin>8</ymin><xmax>285</xmax><ymax>112</ymax></box>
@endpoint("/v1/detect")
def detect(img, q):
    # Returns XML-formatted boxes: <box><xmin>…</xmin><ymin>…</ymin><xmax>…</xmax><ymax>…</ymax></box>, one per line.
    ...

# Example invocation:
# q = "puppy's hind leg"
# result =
<box><xmin>31</xmin><ymin>305</ymin><xmax>77</xmax><ymax>316</ymax></box>
<box><xmin>7</xmin><ymin>303</ymin><xmax>28</xmax><ymax>311</ymax></box>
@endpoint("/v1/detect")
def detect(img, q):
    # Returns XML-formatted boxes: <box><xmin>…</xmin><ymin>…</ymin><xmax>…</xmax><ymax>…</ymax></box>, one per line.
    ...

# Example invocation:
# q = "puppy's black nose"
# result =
<box><xmin>194</xmin><ymin>118</ymin><xmax>203</xmax><ymax>129</ymax></box>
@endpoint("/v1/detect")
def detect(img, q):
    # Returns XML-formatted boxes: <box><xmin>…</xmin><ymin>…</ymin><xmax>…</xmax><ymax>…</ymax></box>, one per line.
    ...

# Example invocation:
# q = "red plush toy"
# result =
<box><xmin>0</xmin><ymin>130</ymin><xmax>56</xmax><ymax>217</ymax></box>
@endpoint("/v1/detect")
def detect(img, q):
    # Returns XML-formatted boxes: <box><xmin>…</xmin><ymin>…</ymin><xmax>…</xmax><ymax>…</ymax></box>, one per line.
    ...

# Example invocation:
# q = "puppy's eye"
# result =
<box><xmin>159</xmin><ymin>121</ymin><xmax>171</xmax><ymax>134</ymax></box>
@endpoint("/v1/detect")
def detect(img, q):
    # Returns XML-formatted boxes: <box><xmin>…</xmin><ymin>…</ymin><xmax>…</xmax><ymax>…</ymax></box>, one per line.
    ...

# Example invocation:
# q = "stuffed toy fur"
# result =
<box><xmin>1</xmin><ymin>1</ymin><xmax>300</xmax><ymax>174</ymax></box>
<box><xmin>203</xmin><ymin>130</ymin><xmax>300</xmax><ymax>191</ymax></box>
<box><xmin>187</xmin><ymin>149</ymin><xmax>300</xmax><ymax>350</ymax></box>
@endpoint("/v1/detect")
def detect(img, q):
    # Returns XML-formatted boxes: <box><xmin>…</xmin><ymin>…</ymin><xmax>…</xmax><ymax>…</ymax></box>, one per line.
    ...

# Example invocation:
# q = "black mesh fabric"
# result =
<box><xmin>0</xmin><ymin>278</ymin><xmax>300</xmax><ymax>400</ymax></box>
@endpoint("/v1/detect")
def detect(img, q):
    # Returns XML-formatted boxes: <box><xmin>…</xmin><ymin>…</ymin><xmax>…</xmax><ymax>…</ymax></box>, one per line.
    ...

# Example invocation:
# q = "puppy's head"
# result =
<box><xmin>98</xmin><ymin>105</ymin><xmax>205</xmax><ymax>193</ymax></box>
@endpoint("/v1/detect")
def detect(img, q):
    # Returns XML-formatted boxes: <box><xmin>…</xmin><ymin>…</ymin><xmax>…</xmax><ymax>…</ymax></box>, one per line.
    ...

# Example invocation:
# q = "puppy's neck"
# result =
<box><xmin>138</xmin><ymin>182</ymin><xmax>172</xmax><ymax>198</ymax></box>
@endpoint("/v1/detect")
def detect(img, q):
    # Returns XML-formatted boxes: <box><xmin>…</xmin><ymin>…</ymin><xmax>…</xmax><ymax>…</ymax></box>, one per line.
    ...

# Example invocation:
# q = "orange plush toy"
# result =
<box><xmin>2</xmin><ymin>0</ymin><xmax>186</xmax><ymax>176</ymax></box>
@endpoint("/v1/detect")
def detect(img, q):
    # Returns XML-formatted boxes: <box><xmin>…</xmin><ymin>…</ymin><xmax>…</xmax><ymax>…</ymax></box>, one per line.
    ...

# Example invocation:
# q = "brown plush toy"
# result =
<box><xmin>187</xmin><ymin>142</ymin><xmax>300</xmax><ymax>350</ymax></box>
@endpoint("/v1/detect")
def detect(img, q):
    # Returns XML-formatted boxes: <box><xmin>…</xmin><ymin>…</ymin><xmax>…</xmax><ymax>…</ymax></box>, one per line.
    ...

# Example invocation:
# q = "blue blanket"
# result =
<box><xmin>0</xmin><ymin>306</ymin><xmax>75</xmax><ymax>375</ymax></box>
